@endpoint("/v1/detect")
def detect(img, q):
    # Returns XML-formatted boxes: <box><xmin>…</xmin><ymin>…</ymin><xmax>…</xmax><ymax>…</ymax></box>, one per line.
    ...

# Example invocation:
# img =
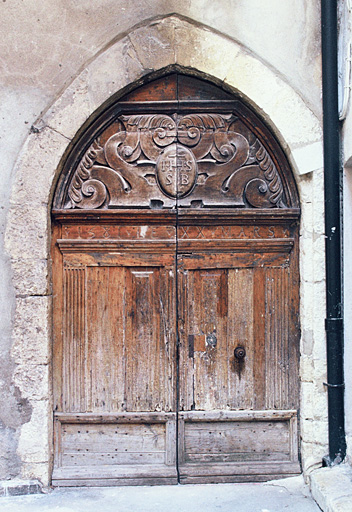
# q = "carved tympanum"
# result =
<box><xmin>65</xmin><ymin>113</ymin><xmax>286</xmax><ymax>209</ymax></box>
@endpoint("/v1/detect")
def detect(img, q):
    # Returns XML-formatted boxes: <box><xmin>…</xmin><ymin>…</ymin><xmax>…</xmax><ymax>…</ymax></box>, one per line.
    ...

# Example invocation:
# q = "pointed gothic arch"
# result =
<box><xmin>4</xmin><ymin>16</ymin><xmax>324</xmax><ymax>486</ymax></box>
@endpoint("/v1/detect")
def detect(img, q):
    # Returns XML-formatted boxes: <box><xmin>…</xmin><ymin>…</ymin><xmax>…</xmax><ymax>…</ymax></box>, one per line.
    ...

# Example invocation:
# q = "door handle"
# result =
<box><xmin>234</xmin><ymin>346</ymin><xmax>246</xmax><ymax>360</ymax></box>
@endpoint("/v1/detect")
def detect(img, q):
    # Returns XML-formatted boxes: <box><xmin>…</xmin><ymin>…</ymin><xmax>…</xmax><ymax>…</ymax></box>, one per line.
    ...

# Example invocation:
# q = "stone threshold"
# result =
<box><xmin>0</xmin><ymin>480</ymin><xmax>42</xmax><ymax>497</ymax></box>
<box><xmin>2</xmin><ymin>467</ymin><xmax>350</xmax><ymax>507</ymax></box>
<box><xmin>310</xmin><ymin>464</ymin><xmax>352</xmax><ymax>511</ymax></box>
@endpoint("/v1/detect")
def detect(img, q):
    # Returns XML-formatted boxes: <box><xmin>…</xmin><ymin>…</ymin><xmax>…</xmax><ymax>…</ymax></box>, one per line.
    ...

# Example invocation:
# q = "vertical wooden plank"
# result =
<box><xmin>75</xmin><ymin>267</ymin><xmax>85</xmax><ymax>412</ymax></box>
<box><xmin>78</xmin><ymin>267</ymin><xmax>85</xmax><ymax>411</ymax></box>
<box><xmin>85</xmin><ymin>266</ymin><xmax>98</xmax><ymax>412</ymax></box>
<box><xmin>125</xmin><ymin>269</ymin><xmax>154</xmax><ymax>412</ymax></box>
<box><xmin>265</xmin><ymin>267</ymin><xmax>273</xmax><ymax>410</ymax></box>
<box><xmin>178</xmin><ymin>266</ymin><xmax>194</xmax><ymax>412</ymax></box>
<box><xmin>62</xmin><ymin>266</ymin><xmax>86</xmax><ymax>412</ymax></box>
<box><xmin>181</xmin><ymin>266</ymin><xmax>233</xmax><ymax>411</ymax></box>
<box><xmin>177</xmin><ymin>417</ymin><xmax>185</xmax><ymax>465</ymax></box>
<box><xmin>265</xmin><ymin>267</ymin><xmax>290</xmax><ymax>409</ymax></box>
<box><xmin>227</xmin><ymin>268</ymin><xmax>254</xmax><ymax>410</ymax></box>
<box><xmin>288</xmin><ymin>239</ymin><xmax>300</xmax><ymax>409</ymax></box>
<box><xmin>290</xmin><ymin>415</ymin><xmax>299</xmax><ymax>462</ymax></box>
<box><xmin>164</xmin><ymin>265</ymin><xmax>177</xmax><ymax>412</ymax></box>
<box><xmin>199</xmin><ymin>269</ymin><xmax>229</xmax><ymax>410</ymax></box>
<box><xmin>107</xmin><ymin>266</ymin><xmax>126</xmax><ymax>412</ymax></box>
<box><xmin>166</xmin><ymin>417</ymin><xmax>177</xmax><ymax>466</ymax></box>
<box><xmin>281</xmin><ymin>267</ymin><xmax>289</xmax><ymax>408</ymax></box>
<box><xmin>86</xmin><ymin>266</ymin><xmax>125</xmax><ymax>412</ymax></box>
<box><xmin>124</xmin><ymin>266</ymin><xmax>175</xmax><ymax>413</ymax></box>
<box><xmin>177</xmin><ymin>261</ymin><xmax>193</xmax><ymax>412</ymax></box>
<box><xmin>54</xmin><ymin>418</ymin><xmax>63</xmax><ymax>469</ymax></box>
<box><xmin>63</xmin><ymin>266</ymin><xmax>70</xmax><ymax>411</ymax></box>
<box><xmin>253</xmin><ymin>267</ymin><xmax>266</xmax><ymax>410</ymax></box>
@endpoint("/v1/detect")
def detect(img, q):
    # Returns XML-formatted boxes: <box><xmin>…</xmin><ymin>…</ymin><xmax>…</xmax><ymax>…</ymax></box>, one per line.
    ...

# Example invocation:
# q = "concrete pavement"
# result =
<box><xmin>0</xmin><ymin>476</ymin><xmax>321</xmax><ymax>512</ymax></box>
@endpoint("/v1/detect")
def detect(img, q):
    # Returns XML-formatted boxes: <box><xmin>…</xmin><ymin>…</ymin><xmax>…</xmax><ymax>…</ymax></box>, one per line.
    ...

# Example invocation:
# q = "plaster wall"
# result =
<box><xmin>341</xmin><ymin>1</ymin><xmax>352</xmax><ymax>468</ymax></box>
<box><xmin>0</xmin><ymin>1</ymin><xmax>325</xmax><ymax>485</ymax></box>
<box><xmin>343</xmin><ymin>162</ymin><xmax>352</xmax><ymax>467</ymax></box>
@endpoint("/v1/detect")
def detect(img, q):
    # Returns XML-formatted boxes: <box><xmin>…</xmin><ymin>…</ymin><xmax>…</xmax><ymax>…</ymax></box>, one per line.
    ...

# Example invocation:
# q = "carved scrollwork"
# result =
<box><xmin>65</xmin><ymin>112</ymin><xmax>287</xmax><ymax>209</ymax></box>
<box><xmin>256</xmin><ymin>143</ymin><xmax>285</xmax><ymax>207</ymax></box>
<box><xmin>221</xmin><ymin>141</ymin><xmax>285</xmax><ymax>208</ymax></box>
<box><xmin>68</xmin><ymin>140</ymin><xmax>102</xmax><ymax>203</ymax></box>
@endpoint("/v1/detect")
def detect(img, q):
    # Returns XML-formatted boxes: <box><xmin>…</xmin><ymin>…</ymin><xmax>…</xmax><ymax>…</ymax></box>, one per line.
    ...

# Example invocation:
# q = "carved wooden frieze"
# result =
<box><xmin>65</xmin><ymin>113</ymin><xmax>287</xmax><ymax>210</ymax></box>
<box><xmin>60</xmin><ymin>223</ymin><xmax>292</xmax><ymax>241</ymax></box>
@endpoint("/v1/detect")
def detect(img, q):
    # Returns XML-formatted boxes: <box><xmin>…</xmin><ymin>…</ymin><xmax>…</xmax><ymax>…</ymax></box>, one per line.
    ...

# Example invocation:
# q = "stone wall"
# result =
<box><xmin>0</xmin><ymin>1</ymin><xmax>326</xmax><ymax>485</ymax></box>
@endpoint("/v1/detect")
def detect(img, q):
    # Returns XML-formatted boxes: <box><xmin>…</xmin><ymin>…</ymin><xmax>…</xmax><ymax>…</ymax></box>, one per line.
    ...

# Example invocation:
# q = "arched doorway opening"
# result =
<box><xmin>51</xmin><ymin>73</ymin><xmax>300</xmax><ymax>485</ymax></box>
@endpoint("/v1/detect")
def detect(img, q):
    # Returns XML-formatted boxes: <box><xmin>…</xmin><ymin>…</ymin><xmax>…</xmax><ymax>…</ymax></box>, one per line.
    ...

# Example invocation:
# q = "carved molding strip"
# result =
<box><xmin>58</xmin><ymin>238</ymin><xmax>294</xmax><ymax>256</ymax></box>
<box><xmin>58</xmin><ymin>239</ymin><xmax>177</xmax><ymax>254</ymax></box>
<box><xmin>65</xmin><ymin>113</ymin><xmax>287</xmax><ymax>210</ymax></box>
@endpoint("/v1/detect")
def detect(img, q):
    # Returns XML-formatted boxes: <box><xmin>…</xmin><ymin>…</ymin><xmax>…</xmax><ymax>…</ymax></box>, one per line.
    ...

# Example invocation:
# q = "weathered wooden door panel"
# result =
<box><xmin>182</xmin><ymin>417</ymin><xmax>292</xmax><ymax>463</ymax></box>
<box><xmin>59</xmin><ymin>260</ymin><xmax>176</xmax><ymax>414</ymax></box>
<box><xmin>178</xmin><ymin>266</ymin><xmax>255</xmax><ymax>413</ymax></box>
<box><xmin>53</xmin><ymin>412</ymin><xmax>177</xmax><ymax>486</ymax></box>
<box><xmin>52</xmin><ymin>240</ymin><xmax>178</xmax><ymax>485</ymax></box>
<box><xmin>178</xmin><ymin>411</ymin><xmax>299</xmax><ymax>483</ymax></box>
<box><xmin>177</xmin><ymin>227</ymin><xmax>300</xmax><ymax>482</ymax></box>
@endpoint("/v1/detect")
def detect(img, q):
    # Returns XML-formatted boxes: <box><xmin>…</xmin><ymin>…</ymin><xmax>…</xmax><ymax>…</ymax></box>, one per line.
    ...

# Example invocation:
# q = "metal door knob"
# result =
<box><xmin>234</xmin><ymin>346</ymin><xmax>246</xmax><ymax>360</ymax></box>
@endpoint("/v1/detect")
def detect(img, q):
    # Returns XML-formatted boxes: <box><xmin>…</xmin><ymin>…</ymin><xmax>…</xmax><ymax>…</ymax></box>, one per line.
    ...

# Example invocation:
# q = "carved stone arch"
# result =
<box><xmin>52</xmin><ymin>73</ymin><xmax>300</xmax><ymax>213</ymax></box>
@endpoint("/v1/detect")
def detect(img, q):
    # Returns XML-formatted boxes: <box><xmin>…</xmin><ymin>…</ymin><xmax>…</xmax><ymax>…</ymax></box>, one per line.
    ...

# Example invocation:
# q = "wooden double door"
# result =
<box><xmin>52</xmin><ymin>210</ymin><xmax>300</xmax><ymax>485</ymax></box>
<box><xmin>52</xmin><ymin>74</ymin><xmax>300</xmax><ymax>485</ymax></box>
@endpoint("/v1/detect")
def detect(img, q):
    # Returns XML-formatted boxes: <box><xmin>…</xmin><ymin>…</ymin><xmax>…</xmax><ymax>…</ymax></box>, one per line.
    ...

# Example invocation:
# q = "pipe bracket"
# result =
<box><xmin>325</xmin><ymin>318</ymin><xmax>343</xmax><ymax>332</ymax></box>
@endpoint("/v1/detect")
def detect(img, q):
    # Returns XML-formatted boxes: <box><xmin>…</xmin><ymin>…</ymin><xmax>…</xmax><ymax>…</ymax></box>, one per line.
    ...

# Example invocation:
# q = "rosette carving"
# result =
<box><xmin>65</xmin><ymin>113</ymin><xmax>287</xmax><ymax>209</ymax></box>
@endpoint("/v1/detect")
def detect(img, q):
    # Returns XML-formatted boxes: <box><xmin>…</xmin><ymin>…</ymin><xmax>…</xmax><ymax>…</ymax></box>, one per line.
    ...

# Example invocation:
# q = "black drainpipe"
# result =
<box><xmin>321</xmin><ymin>0</ymin><xmax>346</xmax><ymax>465</ymax></box>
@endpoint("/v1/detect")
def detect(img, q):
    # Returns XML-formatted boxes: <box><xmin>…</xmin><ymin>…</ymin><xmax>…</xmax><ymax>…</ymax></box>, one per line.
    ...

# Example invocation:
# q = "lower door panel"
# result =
<box><xmin>52</xmin><ymin>413</ymin><xmax>178</xmax><ymax>486</ymax></box>
<box><xmin>178</xmin><ymin>410</ymin><xmax>300</xmax><ymax>483</ymax></box>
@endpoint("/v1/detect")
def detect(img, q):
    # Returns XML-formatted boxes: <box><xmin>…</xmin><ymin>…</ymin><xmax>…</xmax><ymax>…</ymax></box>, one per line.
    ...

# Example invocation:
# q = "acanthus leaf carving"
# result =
<box><xmin>256</xmin><ymin>143</ymin><xmax>286</xmax><ymax>207</ymax></box>
<box><xmin>68</xmin><ymin>140</ymin><xmax>107</xmax><ymax>209</ymax></box>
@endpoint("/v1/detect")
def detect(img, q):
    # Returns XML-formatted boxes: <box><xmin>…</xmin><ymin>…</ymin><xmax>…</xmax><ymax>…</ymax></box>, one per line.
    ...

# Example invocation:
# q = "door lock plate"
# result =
<box><xmin>206</xmin><ymin>333</ymin><xmax>217</xmax><ymax>348</ymax></box>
